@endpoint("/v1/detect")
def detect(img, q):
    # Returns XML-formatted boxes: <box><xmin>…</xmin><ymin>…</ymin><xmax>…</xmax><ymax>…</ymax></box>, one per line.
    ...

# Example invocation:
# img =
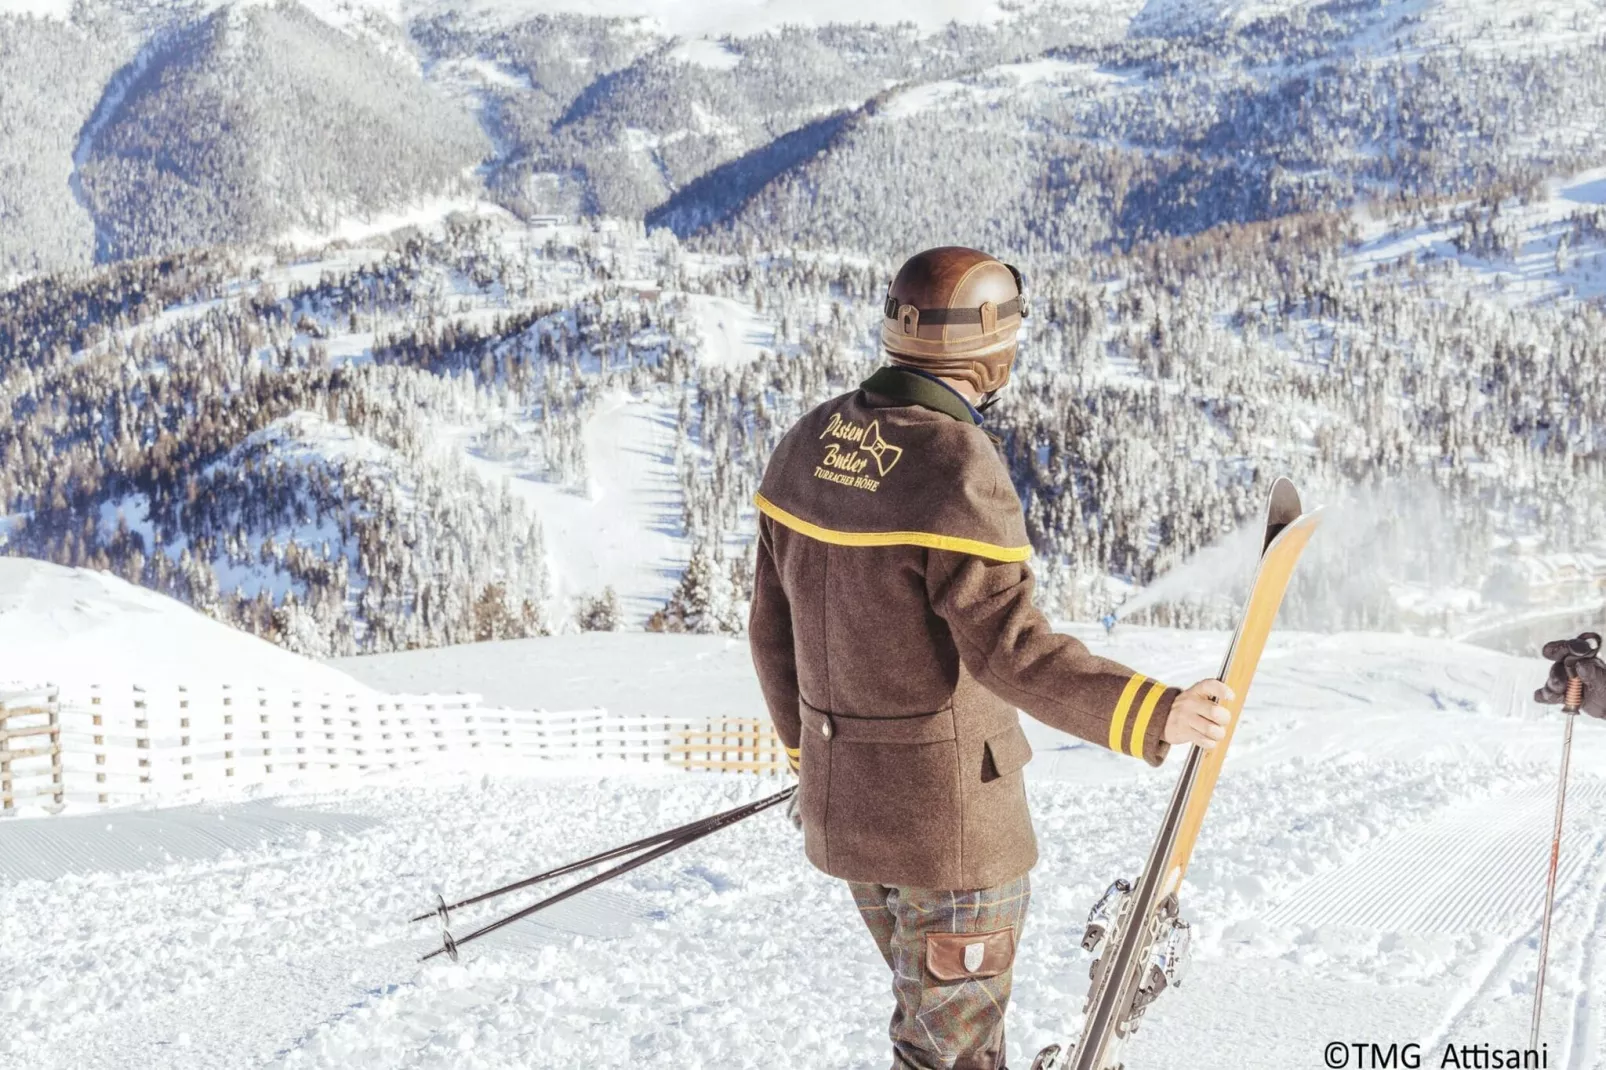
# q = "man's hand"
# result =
<box><xmin>1536</xmin><ymin>653</ymin><xmax>1606</xmax><ymax>720</ymax></box>
<box><xmin>1161</xmin><ymin>679</ymin><xmax>1236</xmax><ymax>750</ymax></box>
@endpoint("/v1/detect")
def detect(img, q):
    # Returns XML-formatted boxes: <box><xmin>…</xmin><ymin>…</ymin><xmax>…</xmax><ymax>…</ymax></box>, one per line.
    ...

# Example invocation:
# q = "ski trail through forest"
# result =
<box><xmin>444</xmin><ymin>295</ymin><xmax>774</xmax><ymax>627</ymax></box>
<box><xmin>684</xmin><ymin>294</ymin><xmax>774</xmax><ymax>368</ymax></box>
<box><xmin>452</xmin><ymin>394</ymin><xmax>686</xmax><ymax>625</ymax></box>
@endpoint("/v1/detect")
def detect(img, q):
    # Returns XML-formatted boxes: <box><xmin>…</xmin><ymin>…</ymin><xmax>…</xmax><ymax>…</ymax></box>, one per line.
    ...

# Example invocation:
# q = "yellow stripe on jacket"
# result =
<box><xmin>1128</xmin><ymin>680</ymin><xmax>1168</xmax><ymax>758</ymax></box>
<box><xmin>1108</xmin><ymin>673</ymin><xmax>1148</xmax><ymax>754</ymax></box>
<box><xmin>754</xmin><ymin>493</ymin><xmax>1031</xmax><ymax>564</ymax></box>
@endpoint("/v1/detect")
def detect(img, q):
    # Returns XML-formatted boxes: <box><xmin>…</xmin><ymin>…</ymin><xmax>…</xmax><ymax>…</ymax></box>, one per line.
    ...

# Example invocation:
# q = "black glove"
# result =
<box><xmin>1535</xmin><ymin>633</ymin><xmax>1606</xmax><ymax>719</ymax></box>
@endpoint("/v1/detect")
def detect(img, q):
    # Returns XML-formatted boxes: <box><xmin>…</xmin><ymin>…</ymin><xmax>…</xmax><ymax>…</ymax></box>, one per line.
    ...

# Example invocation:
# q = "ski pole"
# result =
<box><xmin>1531</xmin><ymin>669</ymin><xmax>1586</xmax><ymax>1049</ymax></box>
<box><xmin>421</xmin><ymin>786</ymin><xmax>796</xmax><ymax>963</ymax></box>
<box><xmin>410</xmin><ymin>787</ymin><xmax>796</xmax><ymax>925</ymax></box>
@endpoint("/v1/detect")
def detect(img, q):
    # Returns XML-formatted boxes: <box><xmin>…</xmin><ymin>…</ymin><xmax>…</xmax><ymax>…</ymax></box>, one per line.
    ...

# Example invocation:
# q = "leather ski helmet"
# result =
<box><xmin>881</xmin><ymin>246</ymin><xmax>1028</xmax><ymax>394</ymax></box>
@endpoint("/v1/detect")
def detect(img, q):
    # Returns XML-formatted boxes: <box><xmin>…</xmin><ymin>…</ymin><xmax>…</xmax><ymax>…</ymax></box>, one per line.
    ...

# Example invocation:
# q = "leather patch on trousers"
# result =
<box><xmin>925</xmin><ymin>927</ymin><xmax>1015</xmax><ymax>982</ymax></box>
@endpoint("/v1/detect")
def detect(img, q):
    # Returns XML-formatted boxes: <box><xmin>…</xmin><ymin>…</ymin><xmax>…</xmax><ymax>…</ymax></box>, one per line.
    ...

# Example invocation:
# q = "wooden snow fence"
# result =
<box><xmin>13</xmin><ymin>685</ymin><xmax>717</xmax><ymax>810</ymax></box>
<box><xmin>57</xmin><ymin>685</ymin><xmax>498</xmax><ymax>804</ymax></box>
<box><xmin>2</xmin><ymin>684</ymin><xmax>788</xmax><ymax>813</ymax></box>
<box><xmin>669</xmin><ymin>718</ymin><xmax>787</xmax><ymax>775</ymax></box>
<box><xmin>0</xmin><ymin>688</ymin><xmax>64</xmax><ymax>812</ymax></box>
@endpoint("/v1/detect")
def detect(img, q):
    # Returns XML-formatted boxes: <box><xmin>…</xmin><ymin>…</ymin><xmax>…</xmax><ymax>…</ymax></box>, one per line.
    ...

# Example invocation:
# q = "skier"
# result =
<box><xmin>1100</xmin><ymin>612</ymin><xmax>1117</xmax><ymax>638</ymax></box>
<box><xmin>748</xmin><ymin>247</ymin><xmax>1234</xmax><ymax>1070</ymax></box>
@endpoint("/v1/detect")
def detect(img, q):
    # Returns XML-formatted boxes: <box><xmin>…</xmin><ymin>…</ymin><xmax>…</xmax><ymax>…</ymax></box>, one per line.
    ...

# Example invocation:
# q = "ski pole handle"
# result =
<box><xmin>1539</xmin><ymin>632</ymin><xmax>1599</xmax><ymax>718</ymax></box>
<box><xmin>1564</xmin><ymin>675</ymin><xmax>1584</xmax><ymax>716</ymax></box>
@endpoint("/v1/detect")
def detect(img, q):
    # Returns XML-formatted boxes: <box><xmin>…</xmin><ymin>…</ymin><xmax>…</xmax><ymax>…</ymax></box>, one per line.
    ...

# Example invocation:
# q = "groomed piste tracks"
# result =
<box><xmin>1261</xmin><ymin>779</ymin><xmax>1606</xmax><ymax>1070</ymax></box>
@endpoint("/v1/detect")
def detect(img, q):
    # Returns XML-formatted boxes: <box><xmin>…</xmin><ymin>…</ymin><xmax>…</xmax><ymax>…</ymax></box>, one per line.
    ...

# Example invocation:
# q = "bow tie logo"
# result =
<box><xmin>858</xmin><ymin>420</ymin><xmax>903</xmax><ymax>476</ymax></box>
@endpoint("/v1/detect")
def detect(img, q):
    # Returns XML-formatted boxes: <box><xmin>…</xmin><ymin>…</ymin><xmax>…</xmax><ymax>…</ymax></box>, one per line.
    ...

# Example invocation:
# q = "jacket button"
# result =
<box><xmin>821</xmin><ymin>718</ymin><xmax>833</xmax><ymax>739</ymax></box>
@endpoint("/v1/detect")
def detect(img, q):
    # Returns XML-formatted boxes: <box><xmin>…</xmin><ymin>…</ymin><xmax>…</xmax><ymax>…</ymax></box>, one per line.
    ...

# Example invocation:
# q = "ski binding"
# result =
<box><xmin>1081</xmin><ymin>878</ymin><xmax>1132</xmax><ymax>954</ymax></box>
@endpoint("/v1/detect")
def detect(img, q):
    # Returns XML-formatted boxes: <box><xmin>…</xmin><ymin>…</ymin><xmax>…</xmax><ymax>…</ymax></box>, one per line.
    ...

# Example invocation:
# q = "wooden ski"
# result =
<box><xmin>1033</xmin><ymin>476</ymin><xmax>1321</xmax><ymax>1070</ymax></box>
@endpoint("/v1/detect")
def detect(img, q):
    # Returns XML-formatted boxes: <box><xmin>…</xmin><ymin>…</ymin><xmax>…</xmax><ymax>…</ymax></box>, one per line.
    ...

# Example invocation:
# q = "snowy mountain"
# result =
<box><xmin>2</xmin><ymin>0</ymin><xmax>1605</xmax><ymax>652</ymax></box>
<box><xmin>0</xmin><ymin>11</ymin><xmax>126</xmax><ymax>277</ymax></box>
<box><xmin>74</xmin><ymin>2</ymin><xmax>488</xmax><ymax>261</ymax></box>
<box><xmin>8</xmin><ymin>0</ymin><xmax>1606</xmax><ymax>272</ymax></box>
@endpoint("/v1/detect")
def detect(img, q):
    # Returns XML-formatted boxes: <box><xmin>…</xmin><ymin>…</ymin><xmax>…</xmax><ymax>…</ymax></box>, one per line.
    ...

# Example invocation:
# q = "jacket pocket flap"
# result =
<box><xmin>984</xmin><ymin>727</ymin><xmax>1034</xmax><ymax>780</ymax></box>
<box><xmin>925</xmin><ymin>927</ymin><xmax>1015</xmax><ymax>982</ymax></box>
<box><xmin>799</xmin><ymin>698</ymin><xmax>957</xmax><ymax>745</ymax></box>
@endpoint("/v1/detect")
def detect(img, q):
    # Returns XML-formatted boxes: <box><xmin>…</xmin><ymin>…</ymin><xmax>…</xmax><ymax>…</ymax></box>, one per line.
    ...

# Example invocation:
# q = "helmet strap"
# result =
<box><xmin>976</xmin><ymin>389</ymin><xmax>1003</xmax><ymax>413</ymax></box>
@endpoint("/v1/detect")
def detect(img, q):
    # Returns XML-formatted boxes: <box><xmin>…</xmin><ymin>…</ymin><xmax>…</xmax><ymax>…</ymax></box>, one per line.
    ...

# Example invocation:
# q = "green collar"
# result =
<box><xmin>860</xmin><ymin>366</ymin><xmax>978</xmax><ymax>425</ymax></box>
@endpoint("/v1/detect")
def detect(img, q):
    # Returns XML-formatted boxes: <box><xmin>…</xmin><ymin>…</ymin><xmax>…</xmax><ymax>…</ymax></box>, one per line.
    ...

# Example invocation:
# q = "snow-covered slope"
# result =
<box><xmin>1132</xmin><ymin>0</ymin><xmax>1606</xmax><ymax>52</ymax></box>
<box><xmin>73</xmin><ymin>1</ymin><xmax>488</xmax><ymax>261</ymax></box>
<box><xmin>445</xmin><ymin>391</ymin><xmax>688</xmax><ymax>625</ymax></box>
<box><xmin>1351</xmin><ymin>167</ymin><xmax>1606</xmax><ymax>306</ymax></box>
<box><xmin>1131</xmin><ymin>0</ymin><xmax>1307</xmax><ymax>37</ymax></box>
<box><xmin>332</xmin><ymin>631</ymin><xmax>764</xmax><ymax>716</ymax></box>
<box><xmin>6</xmin><ymin>626</ymin><xmax>1606</xmax><ymax>1068</ymax></box>
<box><xmin>0</xmin><ymin>557</ymin><xmax>370</xmax><ymax>692</ymax></box>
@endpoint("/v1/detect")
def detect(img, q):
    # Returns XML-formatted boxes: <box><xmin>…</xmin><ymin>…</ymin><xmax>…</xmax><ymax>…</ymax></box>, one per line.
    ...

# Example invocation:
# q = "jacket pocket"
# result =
<box><xmin>800</xmin><ymin>699</ymin><xmax>959</xmax><ymax>745</ymax></box>
<box><xmin>802</xmin><ymin>698</ymin><xmax>961</xmax><ymax>882</ymax></box>
<box><xmin>982</xmin><ymin>725</ymin><xmax>1033</xmax><ymax>782</ymax></box>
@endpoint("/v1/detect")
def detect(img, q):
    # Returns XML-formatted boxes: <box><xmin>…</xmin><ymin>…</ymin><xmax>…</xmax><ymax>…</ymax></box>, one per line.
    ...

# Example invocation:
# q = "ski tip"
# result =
<box><xmin>1262</xmin><ymin>477</ymin><xmax>1303</xmax><ymax>552</ymax></box>
<box><xmin>1266</xmin><ymin>477</ymin><xmax>1301</xmax><ymax>523</ymax></box>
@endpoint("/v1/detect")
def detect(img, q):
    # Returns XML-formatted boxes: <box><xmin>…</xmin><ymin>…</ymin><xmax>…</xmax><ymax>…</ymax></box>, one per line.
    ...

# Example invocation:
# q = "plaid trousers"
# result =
<box><xmin>849</xmin><ymin>875</ymin><xmax>1032</xmax><ymax>1070</ymax></box>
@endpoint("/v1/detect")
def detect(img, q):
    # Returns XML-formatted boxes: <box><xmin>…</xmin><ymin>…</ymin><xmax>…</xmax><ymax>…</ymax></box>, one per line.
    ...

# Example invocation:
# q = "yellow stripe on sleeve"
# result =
<box><xmin>1108</xmin><ymin>673</ymin><xmax>1148</xmax><ymax>754</ymax></box>
<box><xmin>753</xmin><ymin>493</ymin><xmax>1030</xmax><ymax>563</ymax></box>
<box><xmin>1128</xmin><ymin>681</ymin><xmax>1168</xmax><ymax>759</ymax></box>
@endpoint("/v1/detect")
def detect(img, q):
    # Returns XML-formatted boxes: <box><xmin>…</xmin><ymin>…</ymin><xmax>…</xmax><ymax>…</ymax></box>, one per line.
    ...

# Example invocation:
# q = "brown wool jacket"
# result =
<box><xmin>748</xmin><ymin>367</ymin><xmax>1179</xmax><ymax>891</ymax></box>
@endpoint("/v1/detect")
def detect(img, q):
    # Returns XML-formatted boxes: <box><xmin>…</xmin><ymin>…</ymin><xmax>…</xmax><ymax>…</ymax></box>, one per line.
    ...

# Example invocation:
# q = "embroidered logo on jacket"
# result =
<box><xmin>815</xmin><ymin>414</ymin><xmax>903</xmax><ymax>492</ymax></box>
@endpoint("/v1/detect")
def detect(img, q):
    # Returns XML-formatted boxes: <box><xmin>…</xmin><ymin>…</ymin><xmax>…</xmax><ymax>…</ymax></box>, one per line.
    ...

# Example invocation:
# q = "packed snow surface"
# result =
<box><xmin>0</xmin><ymin>558</ymin><xmax>370</xmax><ymax>693</ymax></box>
<box><xmin>331</xmin><ymin>632</ymin><xmax>764</xmax><ymax>720</ymax></box>
<box><xmin>7</xmin><ymin>626</ymin><xmax>1606</xmax><ymax>1068</ymax></box>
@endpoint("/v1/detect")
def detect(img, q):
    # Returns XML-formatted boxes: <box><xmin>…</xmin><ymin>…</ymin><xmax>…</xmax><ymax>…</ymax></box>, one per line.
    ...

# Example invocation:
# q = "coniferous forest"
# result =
<box><xmin>3</xmin><ymin>0</ymin><xmax>1605</xmax><ymax>652</ymax></box>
